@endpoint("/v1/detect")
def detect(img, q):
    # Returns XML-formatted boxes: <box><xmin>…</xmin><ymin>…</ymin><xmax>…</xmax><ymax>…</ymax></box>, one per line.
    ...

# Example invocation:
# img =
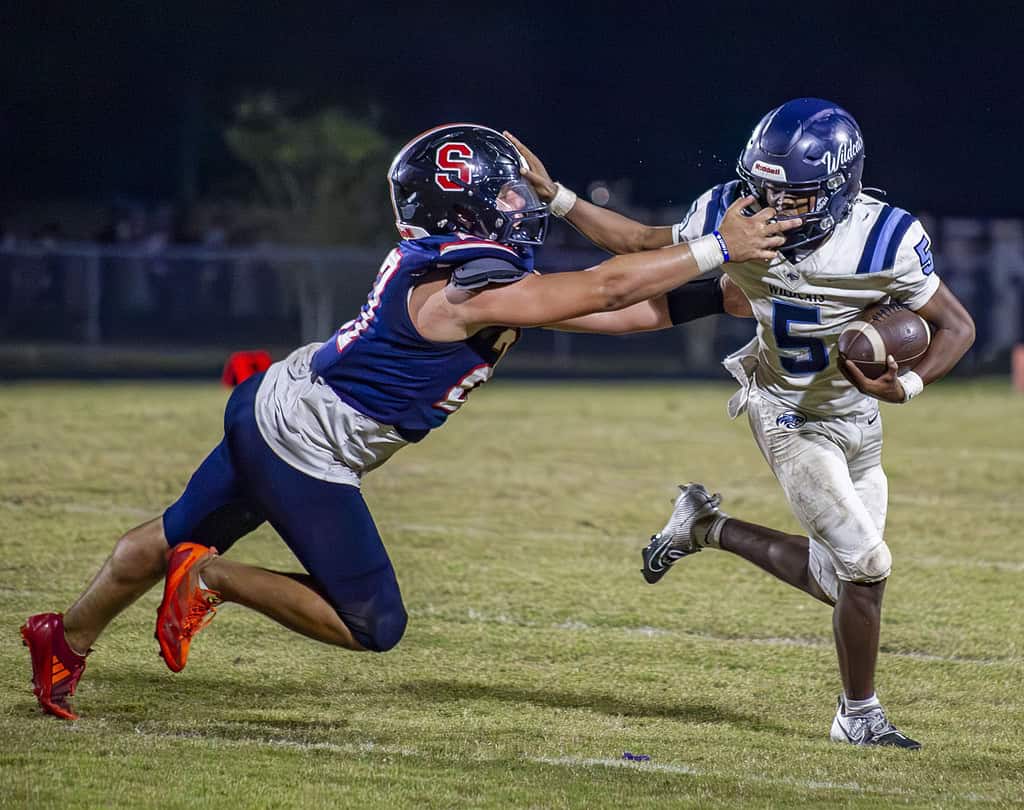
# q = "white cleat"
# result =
<box><xmin>830</xmin><ymin>697</ymin><xmax>922</xmax><ymax>749</ymax></box>
<box><xmin>640</xmin><ymin>483</ymin><xmax>725</xmax><ymax>584</ymax></box>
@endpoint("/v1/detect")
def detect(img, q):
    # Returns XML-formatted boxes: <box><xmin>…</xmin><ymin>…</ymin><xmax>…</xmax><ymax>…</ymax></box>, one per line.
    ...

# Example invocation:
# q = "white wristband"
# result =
<box><xmin>549</xmin><ymin>182</ymin><xmax>578</xmax><ymax>218</ymax></box>
<box><xmin>687</xmin><ymin>233</ymin><xmax>726</xmax><ymax>273</ymax></box>
<box><xmin>898</xmin><ymin>370</ymin><xmax>924</xmax><ymax>402</ymax></box>
<box><xmin>672</xmin><ymin>223</ymin><xmax>685</xmax><ymax>245</ymax></box>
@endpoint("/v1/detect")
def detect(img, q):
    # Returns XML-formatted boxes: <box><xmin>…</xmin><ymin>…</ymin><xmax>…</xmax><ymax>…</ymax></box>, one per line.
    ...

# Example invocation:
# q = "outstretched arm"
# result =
<box><xmin>449</xmin><ymin>197</ymin><xmax>795</xmax><ymax>332</ymax></box>
<box><xmin>548</xmin><ymin>297</ymin><xmax>673</xmax><ymax>334</ymax></box>
<box><xmin>506</xmin><ymin>131</ymin><xmax>672</xmax><ymax>254</ymax></box>
<box><xmin>547</xmin><ymin>274</ymin><xmax>753</xmax><ymax>334</ymax></box>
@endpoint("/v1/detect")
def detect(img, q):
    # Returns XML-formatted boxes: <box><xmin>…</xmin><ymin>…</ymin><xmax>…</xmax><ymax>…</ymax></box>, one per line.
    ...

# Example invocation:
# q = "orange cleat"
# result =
<box><xmin>21</xmin><ymin>613</ymin><xmax>88</xmax><ymax>720</ymax></box>
<box><xmin>155</xmin><ymin>542</ymin><xmax>222</xmax><ymax>672</ymax></box>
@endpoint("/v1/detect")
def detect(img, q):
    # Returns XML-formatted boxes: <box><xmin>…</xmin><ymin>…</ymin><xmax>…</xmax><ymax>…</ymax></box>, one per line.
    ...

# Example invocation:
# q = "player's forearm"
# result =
<box><xmin>591</xmin><ymin>243</ymin><xmax>705</xmax><ymax>311</ymax></box>
<box><xmin>564</xmin><ymin>198</ymin><xmax>672</xmax><ymax>254</ymax></box>
<box><xmin>546</xmin><ymin>298</ymin><xmax>672</xmax><ymax>334</ymax></box>
<box><xmin>548</xmin><ymin>273</ymin><xmax>736</xmax><ymax>334</ymax></box>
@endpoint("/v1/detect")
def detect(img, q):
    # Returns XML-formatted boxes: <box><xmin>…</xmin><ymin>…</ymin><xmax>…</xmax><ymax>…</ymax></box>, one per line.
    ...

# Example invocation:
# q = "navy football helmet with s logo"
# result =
<box><xmin>388</xmin><ymin>124</ymin><xmax>548</xmax><ymax>246</ymax></box>
<box><xmin>737</xmin><ymin>98</ymin><xmax>865</xmax><ymax>254</ymax></box>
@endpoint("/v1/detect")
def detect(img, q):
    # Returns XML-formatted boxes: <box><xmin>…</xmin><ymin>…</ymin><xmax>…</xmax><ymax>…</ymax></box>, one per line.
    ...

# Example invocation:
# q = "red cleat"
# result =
<box><xmin>20</xmin><ymin>613</ymin><xmax>88</xmax><ymax>721</ymax></box>
<box><xmin>156</xmin><ymin>542</ymin><xmax>222</xmax><ymax>672</ymax></box>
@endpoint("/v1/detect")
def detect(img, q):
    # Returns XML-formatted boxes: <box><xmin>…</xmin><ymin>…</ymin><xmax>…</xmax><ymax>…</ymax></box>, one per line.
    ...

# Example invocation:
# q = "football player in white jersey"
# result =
<box><xmin>508</xmin><ymin>98</ymin><xmax>975</xmax><ymax>749</ymax></box>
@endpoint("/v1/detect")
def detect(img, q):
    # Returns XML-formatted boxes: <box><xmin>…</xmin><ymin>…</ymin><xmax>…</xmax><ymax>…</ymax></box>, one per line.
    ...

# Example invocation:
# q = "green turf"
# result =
<box><xmin>1</xmin><ymin>379</ymin><xmax>1022</xmax><ymax>808</ymax></box>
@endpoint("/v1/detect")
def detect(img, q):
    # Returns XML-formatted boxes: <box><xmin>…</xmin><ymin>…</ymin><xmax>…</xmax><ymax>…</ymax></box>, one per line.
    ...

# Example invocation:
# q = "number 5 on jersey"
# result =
<box><xmin>772</xmin><ymin>300</ymin><xmax>829</xmax><ymax>374</ymax></box>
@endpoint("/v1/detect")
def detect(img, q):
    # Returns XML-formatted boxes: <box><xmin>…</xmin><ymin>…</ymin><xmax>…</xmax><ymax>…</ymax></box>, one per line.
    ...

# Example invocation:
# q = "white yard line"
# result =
<box><xmin>533</xmin><ymin>754</ymin><xmax>992</xmax><ymax>803</ymax></box>
<box><xmin>528</xmin><ymin>756</ymin><xmax>997</xmax><ymax>803</ymax></box>
<box><xmin>62</xmin><ymin>502</ymin><xmax>154</xmax><ymax>518</ymax></box>
<box><xmin>0</xmin><ymin>498</ymin><xmax>155</xmax><ymax>518</ymax></box>
<box><xmin>131</xmin><ymin>729</ymin><xmax>997</xmax><ymax>803</ymax></box>
<box><xmin>530</xmin><ymin>755</ymin><xmax>899</xmax><ymax>797</ymax></box>
<box><xmin>133</xmin><ymin>726</ymin><xmax>420</xmax><ymax>757</ymax></box>
<box><xmin>440</xmin><ymin>607</ymin><xmax>1022</xmax><ymax>666</ymax></box>
<box><xmin>907</xmin><ymin>556</ymin><xmax>1024</xmax><ymax>573</ymax></box>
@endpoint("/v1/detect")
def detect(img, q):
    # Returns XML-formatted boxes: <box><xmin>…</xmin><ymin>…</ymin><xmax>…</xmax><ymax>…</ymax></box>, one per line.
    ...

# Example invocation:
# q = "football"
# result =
<box><xmin>837</xmin><ymin>302</ymin><xmax>931</xmax><ymax>379</ymax></box>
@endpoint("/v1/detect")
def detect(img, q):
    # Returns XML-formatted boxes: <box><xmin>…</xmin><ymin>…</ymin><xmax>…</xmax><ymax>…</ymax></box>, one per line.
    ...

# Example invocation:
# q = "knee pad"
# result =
<box><xmin>351</xmin><ymin>604</ymin><xmax>408</xmax><ymax>653</ymax></box>
<box><xmin>850</xmin><ymin>541</ymin><xmax>892</xmax><ymax>582</ymax></box>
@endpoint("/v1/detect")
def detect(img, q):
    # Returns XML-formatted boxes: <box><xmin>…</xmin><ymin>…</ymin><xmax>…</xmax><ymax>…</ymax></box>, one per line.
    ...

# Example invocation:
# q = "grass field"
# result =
<box><xmin>1</xmin><ymin>379</ymin><xmax>1023</xmax><ymax>808</ymax></box>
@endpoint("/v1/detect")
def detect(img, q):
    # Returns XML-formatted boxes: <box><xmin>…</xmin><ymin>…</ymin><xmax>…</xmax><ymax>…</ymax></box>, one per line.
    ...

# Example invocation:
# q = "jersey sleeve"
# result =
<box><xmin>886</xmin><ymin>219</ymin><xmax>940</xmax><ymax>311</ymax></box>
<box><xmin>672</xmin><ymin>180</ymin><xmax>743</xmax><ymax>244</ymax></box>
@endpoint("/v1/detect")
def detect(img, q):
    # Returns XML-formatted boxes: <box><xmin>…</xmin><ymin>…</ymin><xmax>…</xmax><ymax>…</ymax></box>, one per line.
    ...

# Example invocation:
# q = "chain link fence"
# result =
<box><xmin>2</xmin><ymin>217</ymin><xmax>1022</xmax><ymax>378</ymax></box>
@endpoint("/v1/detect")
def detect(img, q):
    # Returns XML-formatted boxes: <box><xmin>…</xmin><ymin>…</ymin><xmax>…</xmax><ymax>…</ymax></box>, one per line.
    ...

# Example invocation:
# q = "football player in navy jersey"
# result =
<box><xmin>20</xmin><ymin>124</ymin><xmax>798</xmax><ymax>720</ymax></box>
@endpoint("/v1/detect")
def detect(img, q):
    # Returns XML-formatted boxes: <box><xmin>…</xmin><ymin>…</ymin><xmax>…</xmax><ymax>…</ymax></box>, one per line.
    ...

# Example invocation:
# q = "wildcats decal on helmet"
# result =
<box><xmin>435</xmin><ymin>143</ymin><xmax>473</xmax><ymax>191</ymax></box>
<box><xmin>751</xmin><ymin>161</ymin><xmax>788</xmax><ymax>181</ymax></box>
<box><xmin>823</xmin><ymin>136</ymin><xmax>864</xmax><ymax>176</ymax></box>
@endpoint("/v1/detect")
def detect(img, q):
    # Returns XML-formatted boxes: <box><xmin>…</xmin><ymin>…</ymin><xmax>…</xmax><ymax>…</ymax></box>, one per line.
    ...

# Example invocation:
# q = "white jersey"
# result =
<box><xmin>676</xmin><ymin>182</ymin><xmax>941</xmax><ymax>417</ymax></box>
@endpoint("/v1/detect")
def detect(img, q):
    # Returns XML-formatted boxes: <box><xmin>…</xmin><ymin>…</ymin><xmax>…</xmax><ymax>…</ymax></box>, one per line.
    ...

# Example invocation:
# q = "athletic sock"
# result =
<box><xmin>704</xmin><ymin>515</ymin><xmax>729</xmax><ymax>548</ymax></box>
<box><xmin>198</xmin><ymin>573</ymin><xmax>211</xmax><ymax>592</ymax></box>
<box><xmin>843</xmin><ymin>693</ymin><xmax>882</xmax><ymax>714</ymax></box>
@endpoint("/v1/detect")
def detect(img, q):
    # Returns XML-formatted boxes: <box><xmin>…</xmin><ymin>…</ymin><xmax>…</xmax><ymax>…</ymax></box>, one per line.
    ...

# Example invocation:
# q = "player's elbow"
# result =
<box><xmin>943</xmin><ymin>309</ymin><xmax>976</xmax><ymax>353</ymax></box>
<box><xmin>625</xmin><ymin>225</ymin><xmax>662</xmax><ymax>254</ymax></box>
<box><xmin>959</xmin><ymin>311</ymin><xmax>976</xmax><ymax>350</ymax></box>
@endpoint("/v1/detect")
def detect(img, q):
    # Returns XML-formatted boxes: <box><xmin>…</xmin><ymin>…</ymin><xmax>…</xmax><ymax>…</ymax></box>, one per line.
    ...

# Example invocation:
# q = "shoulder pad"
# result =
<box><xmin>438</xmin><ymin>238</ymin><xmax>523</xmax><ymax>265</ymax></box>
<box><xmin>700</xmin><ymin>180</ymin><xmax>744</xmax><ymax>236</ymax></box>
<box><xmin>855</xmin><ymin>205</ymin><xmax>916</xmax><ymax>275</ymax></box>
<box><xmin>450</xmin><ymin>257</ymin><xmax>530</xmax><ymax>290</ymax></box>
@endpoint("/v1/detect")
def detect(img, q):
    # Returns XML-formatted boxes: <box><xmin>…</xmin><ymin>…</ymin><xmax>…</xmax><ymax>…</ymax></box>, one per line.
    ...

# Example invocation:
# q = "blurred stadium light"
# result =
<box><xmin>1</xmin><ymin>218</ymin><xmax>1022</xmax><ymax>379</ymax></box>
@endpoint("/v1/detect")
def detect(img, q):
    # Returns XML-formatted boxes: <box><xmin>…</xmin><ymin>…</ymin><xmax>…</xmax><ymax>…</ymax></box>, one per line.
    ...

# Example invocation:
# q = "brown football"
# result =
<box><xmin>837</xmin><ymin>302</ymin><xmax>931</xmax><ymax>380</ymax></box>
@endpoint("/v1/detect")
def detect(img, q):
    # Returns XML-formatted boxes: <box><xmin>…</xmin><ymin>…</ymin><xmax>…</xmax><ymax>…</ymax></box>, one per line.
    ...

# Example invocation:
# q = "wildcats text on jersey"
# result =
<box><xmin>767</xmin><ymin>284</ymin><xmax>826</xmax><ymax>304</ymax></box>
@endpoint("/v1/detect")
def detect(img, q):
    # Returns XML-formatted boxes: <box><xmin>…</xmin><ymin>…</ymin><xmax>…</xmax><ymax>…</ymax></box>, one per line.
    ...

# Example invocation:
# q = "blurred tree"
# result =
<box><xmin>224</xmin><ymin>94</ymin><xmax>397</xmax><ymax>340</ymax></box>
<box><xmin>224</xmin><ymin>94</ymin><xmax>394</xmax><ymax>245</ymax></box>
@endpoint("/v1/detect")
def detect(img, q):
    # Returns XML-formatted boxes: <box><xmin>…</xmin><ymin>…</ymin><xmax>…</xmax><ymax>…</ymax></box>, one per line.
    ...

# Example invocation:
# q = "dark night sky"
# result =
<box><xmin>5</xmin><ymin>2</ymin><xmax>1023</xmax><ymax>217</ymax></box>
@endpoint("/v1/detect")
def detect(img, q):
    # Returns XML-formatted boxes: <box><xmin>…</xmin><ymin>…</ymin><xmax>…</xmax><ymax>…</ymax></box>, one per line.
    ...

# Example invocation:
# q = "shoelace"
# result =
<box><xmin>864</xmin><ymin>708</ymin><xmax>896</xmax><ymax>736</ymax></box>
<box><xmin>669</xmin><ymin>492</ymin><xmax>722</xmax><ymax>532</ymax></box>
<box><xmin>664</xmin><ymin>493</ymin><xmax>721</xmax><ymax>552</ymax></box>
<box><xmin>181</xmin><ymin>591</ymin><xmax>221</xmax><ymax>638</ymax></box>
<box><xmin>847</xmin><ymin>708</ymin><xmax>895</xmax><ymax>741</ymax></box>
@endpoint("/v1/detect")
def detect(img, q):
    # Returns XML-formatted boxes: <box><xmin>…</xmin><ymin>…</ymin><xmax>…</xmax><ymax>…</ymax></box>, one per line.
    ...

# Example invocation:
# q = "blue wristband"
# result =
<box><xmin>712</xmin><ymin>230</ymin><xmax>730</xmax><ymax>263</ymax></box>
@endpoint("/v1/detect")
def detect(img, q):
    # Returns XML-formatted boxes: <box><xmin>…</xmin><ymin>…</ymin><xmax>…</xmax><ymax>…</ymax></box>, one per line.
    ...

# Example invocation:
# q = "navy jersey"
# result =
<box><xmin>310</xmin><ymin>235</ymin><xmax>530</xmax><ymax>441</ymax></box>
